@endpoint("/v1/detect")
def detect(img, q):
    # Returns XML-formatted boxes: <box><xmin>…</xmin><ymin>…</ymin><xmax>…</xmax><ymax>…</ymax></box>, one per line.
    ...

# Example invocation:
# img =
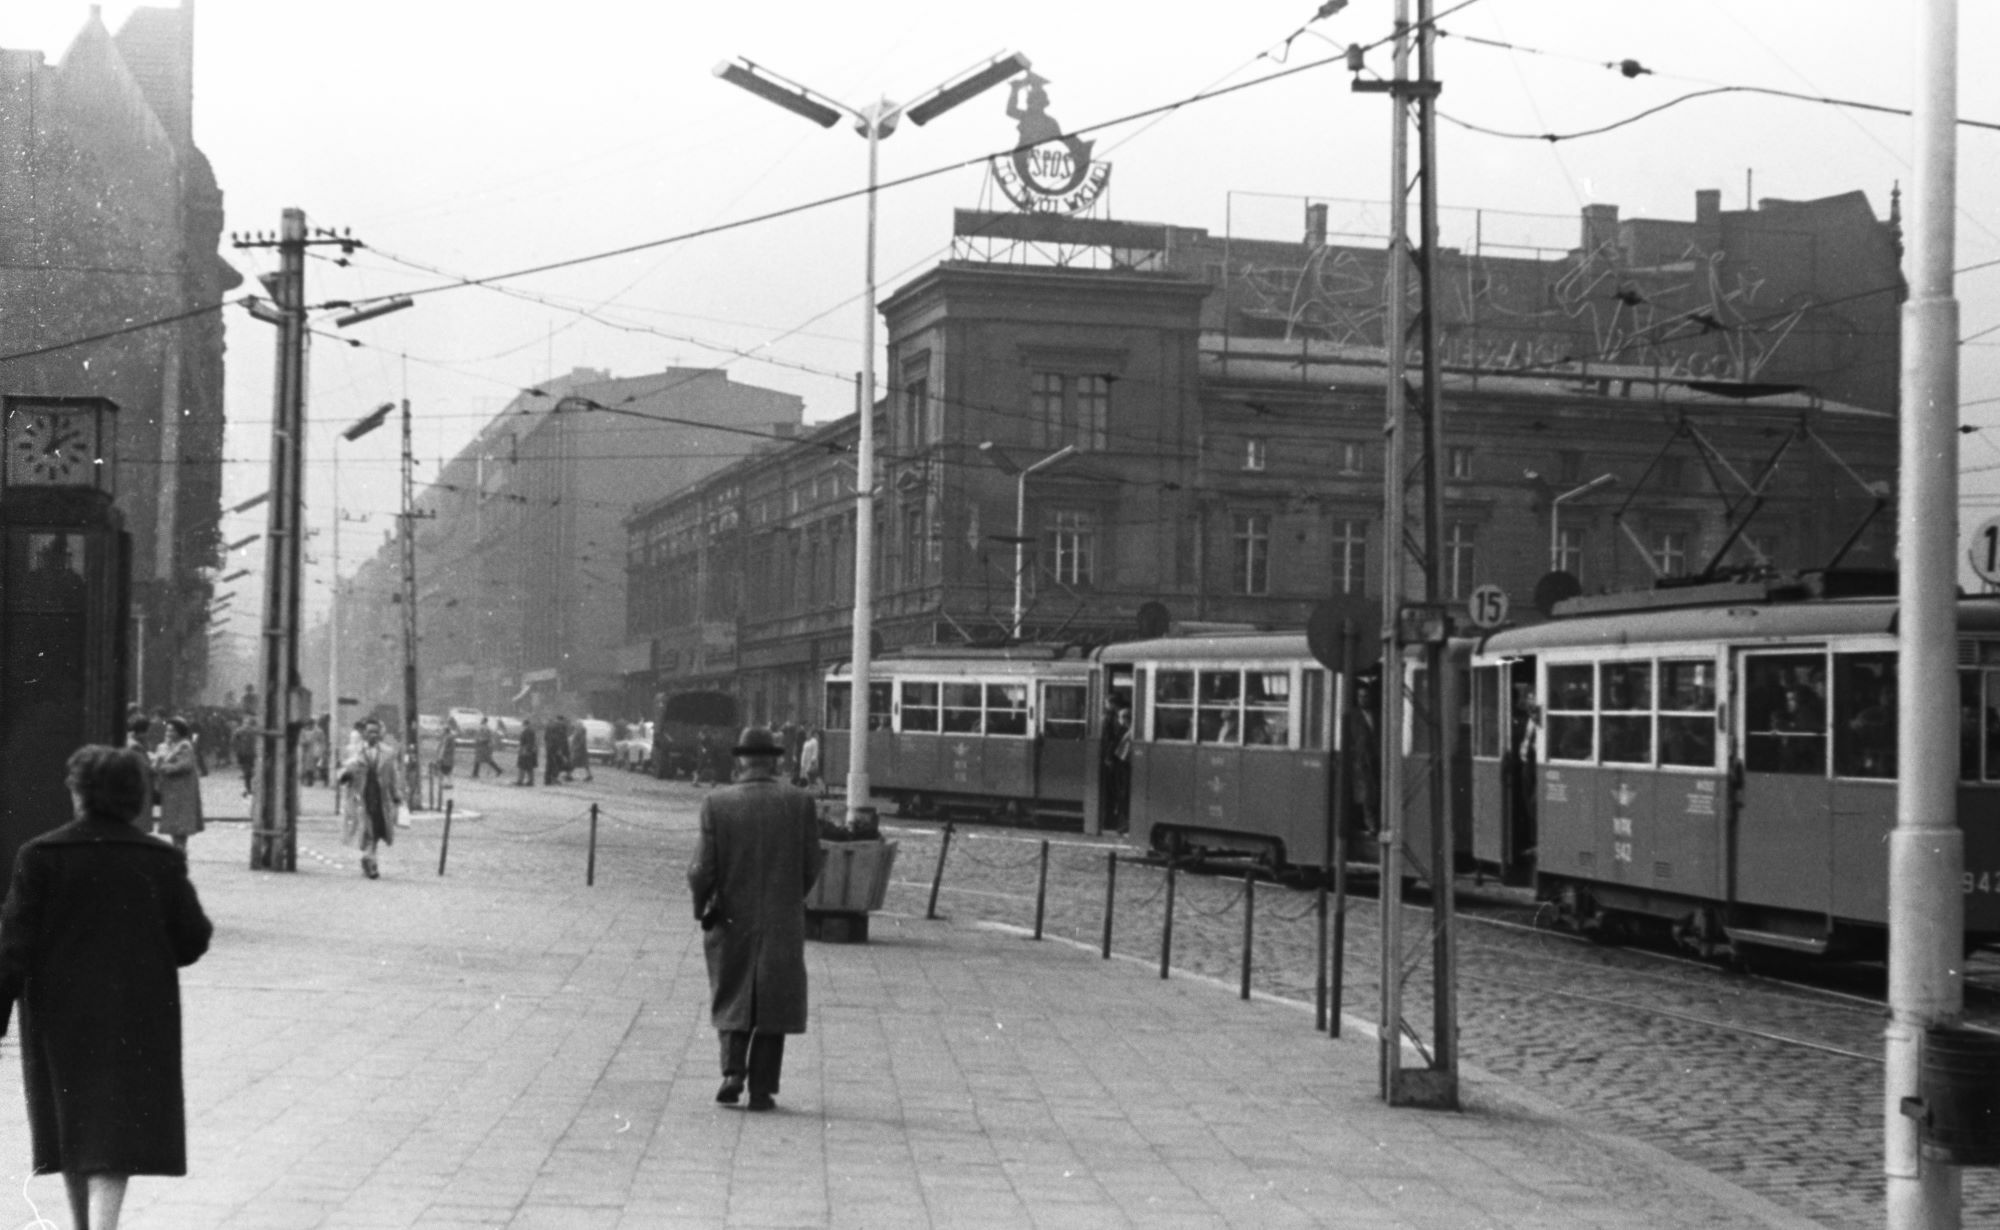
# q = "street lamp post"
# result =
<box><xmin>1548</xmin><ymin>473</ymin><xmax>1616</xmax><ymax>573</ymax></box>
<box><xmin>978</xmin><ymin>441</ymin><xmax>1075</xmax><ymax>639</ymax></box>
<box><xmin>717</xmin><ymin>51</ymin><xmax>1029</xmax><ymax>820</ymax></box>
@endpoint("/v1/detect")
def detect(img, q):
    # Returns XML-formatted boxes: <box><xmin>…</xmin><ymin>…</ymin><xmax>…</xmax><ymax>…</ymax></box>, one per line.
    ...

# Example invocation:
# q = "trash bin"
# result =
<box><xmin>1918</xmin><ymin>1026</ymin><xmax>2000</xmax><ymax>1166</ymax></box>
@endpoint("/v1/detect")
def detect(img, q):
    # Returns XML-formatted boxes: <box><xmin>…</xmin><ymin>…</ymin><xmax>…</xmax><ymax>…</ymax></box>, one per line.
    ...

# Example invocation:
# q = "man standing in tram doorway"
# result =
<box><xmin>686</xmin><ymin>728</ymin><xmax>825</xmax><ymax>1112</ymax></box>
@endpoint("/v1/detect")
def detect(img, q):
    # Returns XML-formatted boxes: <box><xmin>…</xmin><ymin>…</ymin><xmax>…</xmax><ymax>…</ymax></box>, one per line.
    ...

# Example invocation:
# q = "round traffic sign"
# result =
<box><xmin>1973</xmin><ymin>514</ymin><xmax>2000</xmax><ymax>585</ymax></box>
<box><xmin>1467</xmin><ymin>583</ymin><xmax>1510</xmax><ymax>630</ymax></box>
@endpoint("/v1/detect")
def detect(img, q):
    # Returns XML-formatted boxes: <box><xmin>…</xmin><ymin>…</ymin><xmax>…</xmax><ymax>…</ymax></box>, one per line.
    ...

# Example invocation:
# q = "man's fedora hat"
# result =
<box><xmin>732</xmin><ymin>727</ymin><xmax>784</xmax><ymax>757</ymax></box>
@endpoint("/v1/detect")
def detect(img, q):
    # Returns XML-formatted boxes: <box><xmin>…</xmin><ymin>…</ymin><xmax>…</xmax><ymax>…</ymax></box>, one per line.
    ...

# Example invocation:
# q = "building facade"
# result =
<box><xmin>0</xmin><ymin>4</ymin><xmax>238</xmax><ymax>709</ymax></box>
<box><xmin>334</xmin><ymin>366</ymin><xmax>804</xmax><ymax>721</ymax></box>
<box><xmin>623</xmin><ymin>188</ymin><xmax>1904</xmax><ymax>726</ymax></box>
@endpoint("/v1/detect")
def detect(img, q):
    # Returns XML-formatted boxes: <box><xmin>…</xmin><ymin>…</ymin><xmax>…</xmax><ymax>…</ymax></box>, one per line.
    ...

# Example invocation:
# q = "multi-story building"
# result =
<box><xmin>336</xmin><ymin>367</ymin><xmax>803</xmax><ymax>720</ymax></box>
<box><xmin>0</xmin><ymin>4</ymin><xmax>238</xmax><ymax>707</ymax></box>
<box><xmin>623</xmin><ymin>188</ymin><xmax>1904</xmax><ymax>726</ymax></box>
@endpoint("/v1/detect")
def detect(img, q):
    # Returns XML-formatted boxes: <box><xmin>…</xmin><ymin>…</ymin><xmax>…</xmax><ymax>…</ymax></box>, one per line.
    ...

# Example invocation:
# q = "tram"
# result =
<box><xmin>1086</xmin><ymin>631</ymin><xmax>1468</xmax><ymax>875</ymax></box>
<box><xmin>822</xmin><ymin>647</ymin><xmax>1094</xmax><ymax>821</ymax></box>
<box><xmin>1469</xmin><ymin>571</ymin><xmax>2000</xmax><ymax>957</ymax></box>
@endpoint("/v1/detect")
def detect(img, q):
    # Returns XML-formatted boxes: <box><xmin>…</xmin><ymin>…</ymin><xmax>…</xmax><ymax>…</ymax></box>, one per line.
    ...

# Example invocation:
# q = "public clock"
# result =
<box><xmin>4</xmin><ymin>402</ymin><xmax>102</xmax><ymax>488</ymax></box>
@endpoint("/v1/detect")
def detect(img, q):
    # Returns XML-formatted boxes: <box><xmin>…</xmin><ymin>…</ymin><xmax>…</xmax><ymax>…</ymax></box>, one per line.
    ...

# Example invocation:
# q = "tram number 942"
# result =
<box><xmin>1964</xmin><ymin>871</ymin><xmax>2000</xmax><ymax>895</ymax></box>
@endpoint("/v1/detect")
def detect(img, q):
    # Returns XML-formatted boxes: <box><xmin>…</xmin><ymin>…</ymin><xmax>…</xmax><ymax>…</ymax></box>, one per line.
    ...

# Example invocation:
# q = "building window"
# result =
<box><xmin>1554</xmin><ymin>526</ymin><xmax>1583</xmax><ymax>579</ymax></box>
<box><xmin>1556</xmin><ymin>450</ymin><xmax>1583</xmax><ymax>484</ymax></box>
<box><xmin>1048</xmin><ymin>510</ymin><xmax>1095</xmax><ymax>587</ymax></box>
<box><xmin>1339</xmin><ymin>442</ymin><xmax>1365</xmax><ymax>474</ymax></box>
<box><xmin>1445</xmin><ymin>521</ymin><xmax>1477</xmax><ymax>599</ymax></box>
<box><xmin>1448</xmin><ymin>446</ymin><xmax>1472</xmax><ymax>480</ymax></box>
<box><xmin>1244</xmin><ymin>438</ymin><xmax>1266</xmax><ymax>472</ymax></box>
<box><xmin>1031</xmin><ymin>371</ymin><xmax>1110</xmax><ymax>452</ymax></box>
<box><xmin>1657</xmin><ymin>456</ymin><xmax>1686</xmax><ymax>490</ymax></box>
<box><xmin>901</xmin><ymin>505</ymin><xmax>925</xmax><ymax>585</ymax></box>
<box><xmin>1333</xmin><ymin>519</ymin><xmax>1367</xmax><ymax>595</ymax></box>
<box><xmin>902</xmin><ymin>374</ymin><xmax>929</xmax><ymax>449</ymax></box>
<box><xmin>1233</xmin><ymin>513</ymin><xmax>1271</xmax><ymax>596</ymax></box>
<box><xmin>1653</xmin><ymin>529</ymin><xmax>1688</xmax><ymax>577</ymax></box>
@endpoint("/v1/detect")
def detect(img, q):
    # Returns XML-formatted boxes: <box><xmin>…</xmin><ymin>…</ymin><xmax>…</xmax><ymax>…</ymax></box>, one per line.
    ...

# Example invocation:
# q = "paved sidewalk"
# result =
<box><xmin>0</xmin><ymin>787</ymin><xmax>1825</xmax><ymax>1228</ymax></box>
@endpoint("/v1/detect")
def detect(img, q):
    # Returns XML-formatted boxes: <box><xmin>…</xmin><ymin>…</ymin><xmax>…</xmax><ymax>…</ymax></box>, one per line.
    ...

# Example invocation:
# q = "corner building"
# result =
<box><xmin>624</xmin><ymin>190</ymin><xmax>1903</xmax><ymax>725</ymax></box>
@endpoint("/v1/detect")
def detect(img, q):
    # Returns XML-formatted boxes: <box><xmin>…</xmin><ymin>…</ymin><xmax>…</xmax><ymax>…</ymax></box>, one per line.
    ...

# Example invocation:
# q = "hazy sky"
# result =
<box><xmin>5</xmin><ymin>2</ymin><xmax>1999</xmax><ymax>647</ymax></box>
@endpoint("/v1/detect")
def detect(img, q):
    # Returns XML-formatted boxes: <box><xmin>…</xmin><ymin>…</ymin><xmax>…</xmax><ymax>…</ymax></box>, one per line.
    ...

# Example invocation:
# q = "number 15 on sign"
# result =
<box><xmin>1973</xmin><ymin>515</ymin><xmax>2000</xmax><ymax>587</ymax></box>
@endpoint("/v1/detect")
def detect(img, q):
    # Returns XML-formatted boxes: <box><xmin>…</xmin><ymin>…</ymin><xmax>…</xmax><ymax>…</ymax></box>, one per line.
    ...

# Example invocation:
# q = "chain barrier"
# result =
<box><xmin>1180</xmin><ymin>874</ymin><xmax>1251</xmax><ymax>919</ymax></box>
<box><xmin>949</xmin><ymin>835</ymin><xmax>1054</xmax><ymax>871</ymax></box>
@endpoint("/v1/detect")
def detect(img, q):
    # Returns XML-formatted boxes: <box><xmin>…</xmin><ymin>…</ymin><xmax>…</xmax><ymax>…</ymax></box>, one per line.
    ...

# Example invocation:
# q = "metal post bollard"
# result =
<box><xmin>1240</xmin><ymin>871</ymin><xmax>1255</xmax><ymax>1001</ymax></box>
<box><xmin>1314</xmin><ymin>882</ymin><xmax>1329</xmax><ymax>1031</ymax></box>
<box><xmin>586</xmin><ymin>802</ymin><xmax>599</xmax><ymax>887</ymax></box>
<box><xmin>1159</xmin><ymin>861</ymin><xmax>1177</xmax><ymax>980</ymax></box>
<box><xmin>1101</xmin><ymin>851</ymin><xmax>1118</xmax><ymax>959</ymax></box>
<box><xmin>926</xmin><ymin>820</ymin><xmax>954</xmax><ymax>921</ymax></box>
<box><xmin>1032</xmin><ymin>840</ymin><xmax>1050</xmax><ymax>940</ymax></box>
<box><xmin>437</xmin><ymin>799</ymin><xmax>454</xmax><ymax>877</ymax></box>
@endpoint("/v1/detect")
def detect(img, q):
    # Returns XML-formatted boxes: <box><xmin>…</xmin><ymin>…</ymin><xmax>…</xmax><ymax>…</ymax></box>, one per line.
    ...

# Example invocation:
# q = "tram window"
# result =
<box><xmin>1197</xmin><ymin>670</ymin><xmax>1244</xmax><ymax>744</ymax></box>
<box><xmin>1600</xmin><ymin>661</ymin><xmax>1653</xmax><ymax>765</ymax></box>
<box><xmin>1833</xmin><ymin>653</ymin><xmax>1895</xmax><ymax>779</ymax></box>
<box><xmin>1743</xmin><ymin>653</ymin><xmax>1827</xmax><ymax>775</ymax></box>
<box><xmin>1963</xmin><ymin>673</ymin><xmax>1983</xmax><ymax>782</ymax></box>
<box><xmin>1154</xmin><ymin>670</ymin><xmax>1195</xmax><ymax>742</ymax></box>
<box><xmin>1471</xmin><ymin>666</ymin><xmax>1502</xmax><ymax>759</ymax></box>
<box><xmin>869</xmin><ymin>683</ymin><xmax>892</xmax><ymax>731</ymax></box>
<box><xmin>1243</xmin><ymin>671</ymin><xmax>1290</xmax><ymax>747</ymax></box>
<box><xmin>1545</xmin><ymin>663</ymin><xmax>1595</xmax><ymax>762</ymax></box>
<box><xmin>902</xmin><ymin>682</ymin><xmax>941</xmax><ymax>733</ymax></box>
<box><xmin>1041</xmin><ymin>684</ymin><xmax>1088</xmax><ymax>740</ymax></box>
<box><xmin>1658</xmin><ymin>659</ymin><xmax>1719</xmax><ymax>769</ymax></box>
<box><xmin>941</xmin><ymin>682</ymin><xmax>983</xmax><ymax>734</ymax></box>
<box><xmin>986</xmin><ymin>684</ymin><xmax>1029</xmax><ymax>737</ymax></box>
<box><xmin>826</xmin><ymin>682</ymin><xmax>850</xmax><ymax>731</ymax></box>
<box><xmin>1986</xmin><ymin>671</ymin><xmax>2000</xmax><ymax>783</ymax></box>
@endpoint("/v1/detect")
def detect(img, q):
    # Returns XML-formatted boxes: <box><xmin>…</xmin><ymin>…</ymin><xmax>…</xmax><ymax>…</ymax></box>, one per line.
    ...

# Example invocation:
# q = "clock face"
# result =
<box><xmin>5</xmin><ymin>406</ymin><xmax>97</xmax><ymax>487</ymax></box>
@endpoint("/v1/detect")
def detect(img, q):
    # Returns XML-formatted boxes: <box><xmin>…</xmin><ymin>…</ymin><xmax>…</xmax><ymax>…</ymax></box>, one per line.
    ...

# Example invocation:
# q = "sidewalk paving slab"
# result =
<box><xmin>0</xmin><ymin>780</ymin><xmax>1832</xmax><ymax>1228</ymax></box>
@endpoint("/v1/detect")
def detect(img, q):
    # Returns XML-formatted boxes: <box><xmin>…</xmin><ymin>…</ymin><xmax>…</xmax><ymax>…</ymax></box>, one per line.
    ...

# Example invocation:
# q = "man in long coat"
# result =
<box><xmin>686</xmin><ymin>728</ymin><xmax>825</xmax><ymax>1111</ymax></box>
<box><xmin>337</xmin><ymin>718</ymin><xmax>401</xmax><ymax>879</ymax></box>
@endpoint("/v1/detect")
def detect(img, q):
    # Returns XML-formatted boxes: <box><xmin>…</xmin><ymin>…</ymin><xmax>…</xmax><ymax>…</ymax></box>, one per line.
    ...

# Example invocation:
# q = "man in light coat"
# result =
<box><xmin>686</xmin><ymin>728</ymin><xmax>825</xmax><ymax>1112</ymax></box>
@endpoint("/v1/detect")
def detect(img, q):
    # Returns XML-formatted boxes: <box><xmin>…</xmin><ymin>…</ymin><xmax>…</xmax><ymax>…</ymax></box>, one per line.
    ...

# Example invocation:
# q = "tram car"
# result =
<box><xmin>1085</xmin><ymin>631</ymin><xmax>1469</xmax><ymax>876</ymax></box>
<box><xmin>1469</xmin><ymin>572</ymin><xmax>2000</xmax><ymax>957</ymax></box>
<box><xmin>822</xmin><ymin>647</ymin><xmax>1094</xmax><ymax>822</ymax></box>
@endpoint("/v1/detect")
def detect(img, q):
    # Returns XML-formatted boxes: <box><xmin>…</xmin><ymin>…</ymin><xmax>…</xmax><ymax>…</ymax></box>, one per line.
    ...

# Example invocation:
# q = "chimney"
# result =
<box><xmin>1695</xmin><ymin>189</ymin><xmax>1721</xmax><ymax>228</ymax></box>
<box><xmin>1580</xmin><ymin>203</ymin><xmax>1620</xmax><ymax>256</ymax></box>
<box><xmin>1304</xmin><ymin>202</ymin><xmax>1328</xmax><ymax>250</ymax></box>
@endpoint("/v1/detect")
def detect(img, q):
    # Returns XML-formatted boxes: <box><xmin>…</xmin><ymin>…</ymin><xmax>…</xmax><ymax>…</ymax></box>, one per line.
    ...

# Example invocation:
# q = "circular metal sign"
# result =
<box><xmin>1973</xmin><ymin>514</ymin><xmax>2000</xmax><ymax>586</ymax></box>
<box><xmin>1467</xmin><ymin>583</ymin><xmax>1510</xmax><ymax>630</ymax></box>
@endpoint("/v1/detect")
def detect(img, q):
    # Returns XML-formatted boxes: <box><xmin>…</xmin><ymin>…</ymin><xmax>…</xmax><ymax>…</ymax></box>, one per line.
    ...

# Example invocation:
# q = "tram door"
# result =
<box><xmin>1733</xmin><ymin>649</ymin><xmax>1834</xmax><ymax>917</ymax></box>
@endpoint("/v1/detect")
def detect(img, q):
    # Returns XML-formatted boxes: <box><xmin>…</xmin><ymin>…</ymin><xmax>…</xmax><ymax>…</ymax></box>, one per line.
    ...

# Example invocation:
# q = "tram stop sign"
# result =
<box><xmin>1306</xmin><ymin>595</ymin><xmax>1380</xmax><ymax>672</ymax></box>
<box><xmin>1972</xmin><ymin>513</ymin><xmax>2000</xmax><ymax>587</ymax></box>
<box><xmin>1467</xmin><ymin>583</ymin><xmax>1510</xmax><ymax>631</ymax></box>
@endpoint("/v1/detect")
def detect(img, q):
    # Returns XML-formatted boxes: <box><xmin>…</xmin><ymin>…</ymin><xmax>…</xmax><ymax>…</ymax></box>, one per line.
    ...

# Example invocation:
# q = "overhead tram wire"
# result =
<box><xmin>333</xmin><ymin>1</ymin><xmax>1492</xmax><ymax>314</ymax></box>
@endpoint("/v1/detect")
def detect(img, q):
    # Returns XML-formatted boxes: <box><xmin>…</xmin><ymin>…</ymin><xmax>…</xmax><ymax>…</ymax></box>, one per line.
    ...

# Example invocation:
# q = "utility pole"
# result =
<box><xmin>400</xmin><ymin>397</ymin><xmax>424</xmax><ymax>807</ymax></box>
<box><xmin>1354</xmin><ymin>0</ymin><xmax>1457</xmax><ymax>1109</ymax></box>
<box><xmin>233</xmin><ymin>210</ymin><xmax>362</xmax><ymax>872</ymax></box>
<box><xmin>1887</xmin><ymin>4</ymin><xmax>1963</xmax><ymax>1227</ymax></box>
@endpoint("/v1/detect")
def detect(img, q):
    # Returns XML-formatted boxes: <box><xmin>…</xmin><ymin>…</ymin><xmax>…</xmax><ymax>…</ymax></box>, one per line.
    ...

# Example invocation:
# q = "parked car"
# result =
<box><xmin>580</xmin><ymin>718</ymin><xmax>615</xmax><ymax>764</ymax></box>
<box><xmin>491</xmin><ymin>715</ymin><xmax>523</xmax><ymax>751</ymax></box>
<box><xmin>615</xmin><ymin>721</ymin><xmax>654</xmax><ymax>770</ymax></box>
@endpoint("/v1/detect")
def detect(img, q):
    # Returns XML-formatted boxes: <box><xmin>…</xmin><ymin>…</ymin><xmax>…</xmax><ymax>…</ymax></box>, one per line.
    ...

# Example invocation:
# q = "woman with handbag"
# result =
<box><xmin>151</xmin><ymin>718</ymin><xmax>205</xmax><ymax>852</ymax></box>
<box><xmin>337</xmin><ymin>718</ymin><xmax>400</xmax><ymax>879</ymax></box>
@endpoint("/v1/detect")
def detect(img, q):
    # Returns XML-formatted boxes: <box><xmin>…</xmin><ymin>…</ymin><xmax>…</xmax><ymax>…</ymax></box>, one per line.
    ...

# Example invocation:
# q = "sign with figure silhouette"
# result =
<box><xmin>991</xmin><ymin>72</ymin><xmax>1111</xmax><ymax>215</ymax></box>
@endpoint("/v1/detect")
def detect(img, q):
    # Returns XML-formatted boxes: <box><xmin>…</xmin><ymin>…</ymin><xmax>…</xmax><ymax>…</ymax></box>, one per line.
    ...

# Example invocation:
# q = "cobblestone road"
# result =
<box><xmin>865</xmin><ymin>816</ymin><xmax>2000</xmax><ymax>1230</ymax></box>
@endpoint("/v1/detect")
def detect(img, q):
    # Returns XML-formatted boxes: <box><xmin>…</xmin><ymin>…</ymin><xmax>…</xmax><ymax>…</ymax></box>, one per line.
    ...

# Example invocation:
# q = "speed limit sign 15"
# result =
<box><xmin>1468</xmin><ymin>584</ymin><xmax>1510</xmax><ymax>630</ymax></box>
<box><xmin>1974</xmin><ymin>514</ymin><xmax>2000</xmax><ymax>586</ymax></box>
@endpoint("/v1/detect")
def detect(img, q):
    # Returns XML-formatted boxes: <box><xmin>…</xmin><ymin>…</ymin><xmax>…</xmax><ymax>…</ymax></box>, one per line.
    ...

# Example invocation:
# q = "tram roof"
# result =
<box><xmin>1096</xmin><ymin>631</ymin><xmax>1312</xmax><ymax>665</ymax></box>
<box><xmin>1476</xmin><ymin>594</ymin><xmax>2000</xmax><ymax>655</ymax></box>
<box><xmin>826</xmin><ymin>652</ymin><xmax>1093</xmax><ymax>681</ymax></box>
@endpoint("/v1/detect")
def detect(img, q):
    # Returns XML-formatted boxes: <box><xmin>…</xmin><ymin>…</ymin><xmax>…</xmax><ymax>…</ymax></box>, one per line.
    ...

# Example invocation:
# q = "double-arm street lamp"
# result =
<box><xmin>978</xmin><ymin>441</ymin><xmax>1075</xmax><ymax>640</ymax></box>
<box><xmin>1547</xmin><ymin>473</ymin><xmax>1616</xmax><ymax>573</ymax></box>
<box><xmin>716</xmin><ymin>51</ymin><xmax>1029</xmax><ymax>820</ymax></box>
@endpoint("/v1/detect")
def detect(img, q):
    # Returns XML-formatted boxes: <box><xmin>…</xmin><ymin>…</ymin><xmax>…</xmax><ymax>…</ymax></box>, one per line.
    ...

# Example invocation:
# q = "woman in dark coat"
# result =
<box><xmin>0</xmin><ymin>745</ymin><xmax>212</xmax><ymax>1230</ymax></box>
